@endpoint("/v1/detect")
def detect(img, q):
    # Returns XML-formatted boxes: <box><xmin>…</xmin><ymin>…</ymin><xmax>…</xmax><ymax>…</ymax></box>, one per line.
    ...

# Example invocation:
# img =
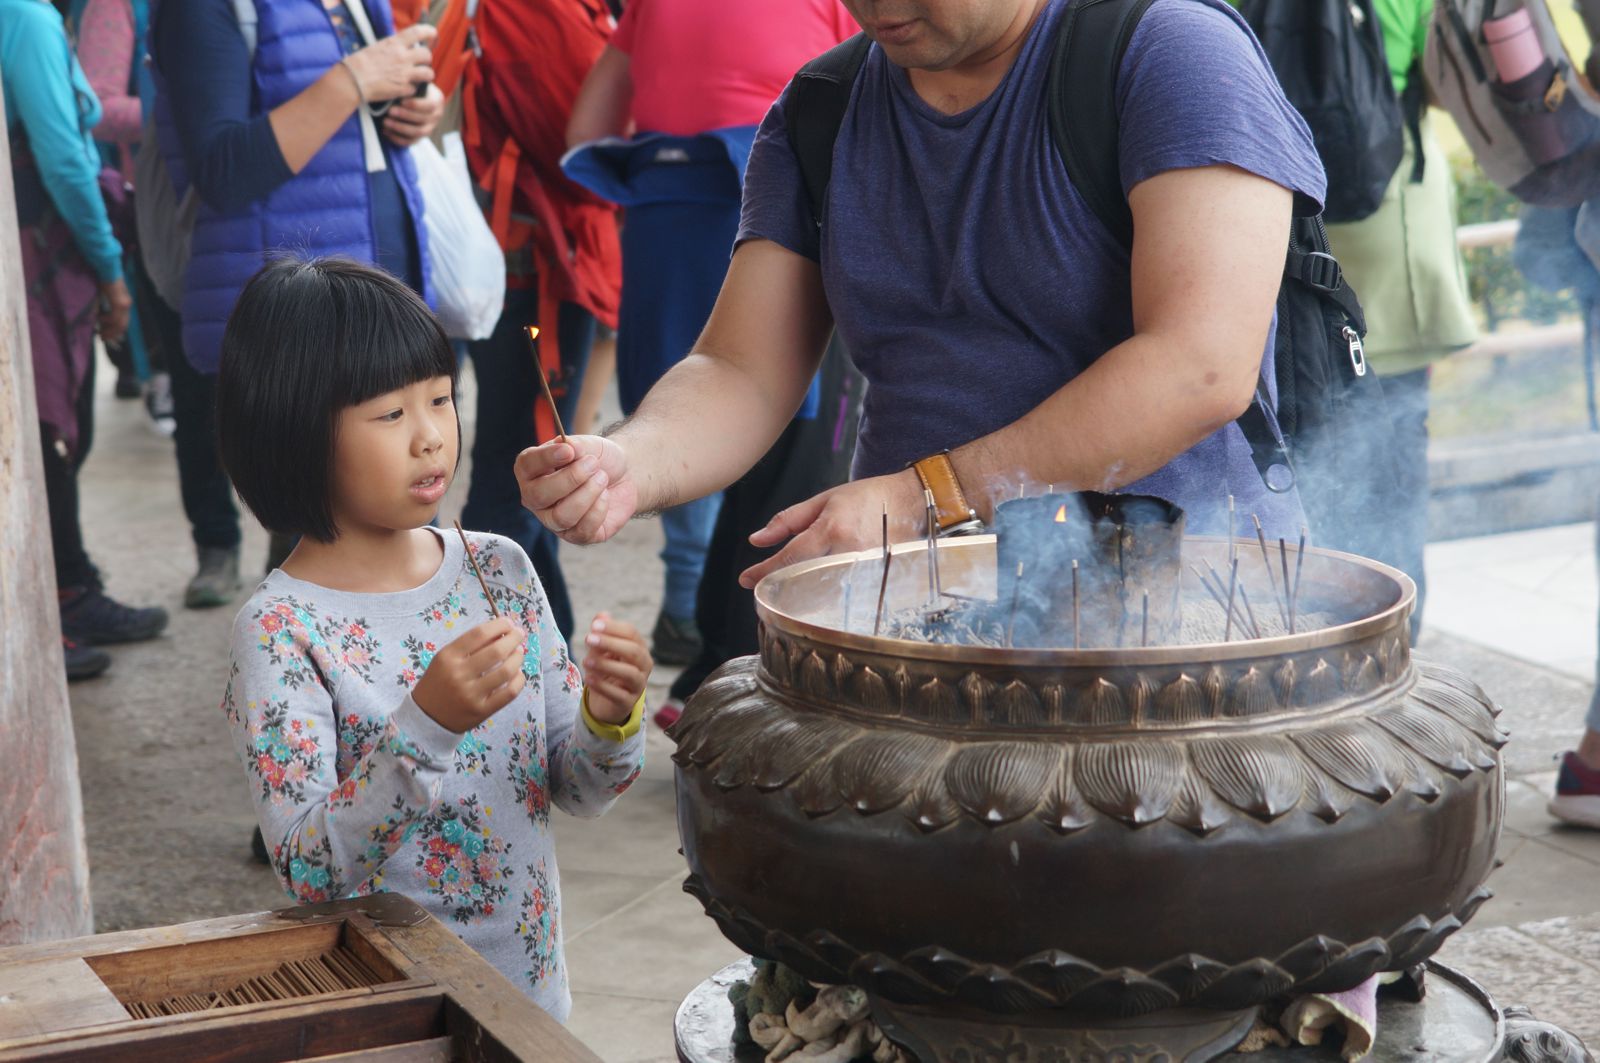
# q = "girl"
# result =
<box><xmin>216</xmin><ymin>257</ymin><xmax>649</xmax><ymax>1022</ymax></box>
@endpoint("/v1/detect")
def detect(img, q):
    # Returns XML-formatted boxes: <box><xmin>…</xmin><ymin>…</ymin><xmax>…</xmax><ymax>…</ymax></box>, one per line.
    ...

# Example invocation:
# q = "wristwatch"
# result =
<box><xmin>910</xmin><ymin>451</ymin><xmax>985</xmax><ymax>536</ymax></box>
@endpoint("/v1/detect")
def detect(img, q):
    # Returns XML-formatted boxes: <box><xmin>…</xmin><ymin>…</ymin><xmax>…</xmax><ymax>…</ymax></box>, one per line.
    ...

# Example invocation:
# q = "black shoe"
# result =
<box><xmin>250</xmin><ymin>826</ymin><xmax>271</xmax><ymax>865</ymax></box>
<box><xmin>62</xmin><ymin>636</ymin><xmax>111</xmax><ymax>681</ymax></box>
<box><xmin>59</xmin><ymin>586</ymin><xmax>169</xmax><ymax>645</ymax></box>
<box><xmin>651</xmin><ymin>610</ymin><xmax>702</xmax><ymax>666</ymax></box>
<box><xmin>113</xmin><ymin>366</ymin><xmax>141</xmax><ymax>399</ymax></box>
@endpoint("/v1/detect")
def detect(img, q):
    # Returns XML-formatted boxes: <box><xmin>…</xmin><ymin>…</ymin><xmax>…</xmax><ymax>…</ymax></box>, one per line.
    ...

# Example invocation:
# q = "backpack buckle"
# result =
<box><xmin>1297</xmin><ymin>251</ymin><xmax>1344</xmax><ymax>293</ymax></box>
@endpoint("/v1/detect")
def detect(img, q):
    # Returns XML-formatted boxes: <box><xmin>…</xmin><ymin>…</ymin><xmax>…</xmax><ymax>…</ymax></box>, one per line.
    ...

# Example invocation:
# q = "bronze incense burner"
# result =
<box><xmin>670</xmin><ymin>529</ymin><xmax>1508</xmax><ymax>1057</ymax></box>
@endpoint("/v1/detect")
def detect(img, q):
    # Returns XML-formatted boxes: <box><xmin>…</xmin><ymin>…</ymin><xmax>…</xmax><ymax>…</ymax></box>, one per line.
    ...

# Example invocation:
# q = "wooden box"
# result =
<box><xmin>0</xmin><ymin>895</ymin><xmax>600</xmax><ymax>1062</ymax></box>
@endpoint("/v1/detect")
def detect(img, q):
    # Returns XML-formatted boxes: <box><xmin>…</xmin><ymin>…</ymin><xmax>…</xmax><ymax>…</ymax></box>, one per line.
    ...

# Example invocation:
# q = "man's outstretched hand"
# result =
<box><xmin>515</xmin><ymin>436</ymin><xmax>637</xmax><ymax>544</ymax></box>
<box><xmin>739</xmin><ymin>469</ymin><xmax>927</xmax><ymax>588</ymax></box>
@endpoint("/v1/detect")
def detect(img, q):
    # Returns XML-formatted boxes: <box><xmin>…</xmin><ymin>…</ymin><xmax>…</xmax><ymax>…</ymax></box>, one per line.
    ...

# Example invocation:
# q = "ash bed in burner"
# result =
<box><xmin>840</xmin><ymin>491</ymin><xmax>1341</xmax><ymax>649</ymax></box>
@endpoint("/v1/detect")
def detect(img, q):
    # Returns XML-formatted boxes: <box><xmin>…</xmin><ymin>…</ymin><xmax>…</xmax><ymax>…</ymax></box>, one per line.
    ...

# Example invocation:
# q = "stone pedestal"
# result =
<box><xmin>0</xmin><ymin>82</ymin><xmax>94</xmax><ymax>941</ymax></box>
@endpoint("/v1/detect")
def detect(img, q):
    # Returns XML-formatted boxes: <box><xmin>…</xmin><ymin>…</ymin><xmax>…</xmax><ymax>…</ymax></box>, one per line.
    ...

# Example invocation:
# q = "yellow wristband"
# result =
<box><xmin>580</xmin><ymin>689</ymin><xmax>645</xmax><ymax>742</ymax></box>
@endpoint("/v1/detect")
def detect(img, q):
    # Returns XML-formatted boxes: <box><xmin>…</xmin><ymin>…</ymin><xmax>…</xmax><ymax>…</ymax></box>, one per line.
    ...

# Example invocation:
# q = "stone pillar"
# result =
<box><xmin>0</xmin><ymin>81</ymin><xmax>94</xmax><ymax>941</ymax></box>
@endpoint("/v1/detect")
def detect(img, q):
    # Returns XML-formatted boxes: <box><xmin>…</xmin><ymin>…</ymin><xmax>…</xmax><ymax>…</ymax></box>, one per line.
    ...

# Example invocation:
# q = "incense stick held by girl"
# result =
<box><xmin>215</xmin><ymin>258</ymin><xmax>650</xmax><ymax>1021</ymax></box>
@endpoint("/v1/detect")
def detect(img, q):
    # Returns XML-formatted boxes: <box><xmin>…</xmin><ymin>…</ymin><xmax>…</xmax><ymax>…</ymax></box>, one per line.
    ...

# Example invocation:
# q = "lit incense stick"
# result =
<box><xmin>524</xmin><ymin>326</ymin><xmax>567</xmax><ymax>441</ymax></box>
<box><xmin>454</xmin><ymin>519</ymin><xmax>501</xmax><ymax>618</ymax></box>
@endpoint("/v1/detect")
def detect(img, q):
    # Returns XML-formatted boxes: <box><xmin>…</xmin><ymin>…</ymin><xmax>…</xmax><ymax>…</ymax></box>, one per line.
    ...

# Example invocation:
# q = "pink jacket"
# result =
<box><xmin>76</xmin><ymin>0</ymin><xmax>140</xmax><ymax>174</ymax></box>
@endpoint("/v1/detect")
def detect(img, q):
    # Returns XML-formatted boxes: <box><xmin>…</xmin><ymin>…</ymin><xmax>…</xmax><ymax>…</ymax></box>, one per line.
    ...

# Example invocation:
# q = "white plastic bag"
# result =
<box><xmin>412</xmin><ymin>134</ymin><xmax>506</xmax><ymax>340</ymax></box>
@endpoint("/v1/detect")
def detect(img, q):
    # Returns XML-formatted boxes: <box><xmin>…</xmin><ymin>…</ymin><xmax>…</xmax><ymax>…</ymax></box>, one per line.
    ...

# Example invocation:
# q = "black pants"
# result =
<box><xmin>669</xmin><ymin>339</ymin><xmax>863</xmax><ymax>701</ymax></box>
<box><xmin>41</xmin><ymin>352</ymin><xmax>98</xmax><ymax>590</ymax></box>
<box><xmin>463</xmin><ymin>289</ymin><xmax>594</xmax><ymax>641</ymax></box>
<box><xmin>138</xmin><ymin>271</ymin><xmax>241</xmax><ymax>551</ymax></box>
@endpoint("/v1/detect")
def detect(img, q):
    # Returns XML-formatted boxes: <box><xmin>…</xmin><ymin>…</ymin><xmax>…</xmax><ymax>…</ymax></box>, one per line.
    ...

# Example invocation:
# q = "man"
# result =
<box><xmin>516</xmin><ymin>0</ymin><xmax>1324</xmax><ymax>590</ymax></box>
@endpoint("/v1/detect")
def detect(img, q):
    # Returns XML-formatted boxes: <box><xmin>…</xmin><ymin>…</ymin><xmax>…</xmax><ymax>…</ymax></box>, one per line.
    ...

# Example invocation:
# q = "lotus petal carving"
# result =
<box><xmin>832</xmin><ymin>731</ymin><xmax>947</xmax><ymax>815</ymax></box>
<box><xmin>1075</xmin><ymin>742</ymin><xmax>1184</xmax><ymax>826</ymax></box>
<box><xmin>682</xmin><ymin>877</ymin><xmax>1492</xmax><ymax>1015</ymax></box>
<box><xmin>944</xmin><ymin>743</ymin><xmax>1060</xmax><ymax>824</ymax></box>
<box><xmin>1189</xmin><ymin>735</ymin><xmax>1303</xmax><ymax>821</ymax></box>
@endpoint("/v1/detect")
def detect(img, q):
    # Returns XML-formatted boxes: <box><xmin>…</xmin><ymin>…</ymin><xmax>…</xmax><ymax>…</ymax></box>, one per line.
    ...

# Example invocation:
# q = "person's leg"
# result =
<box><xmin>462</xmin><ymin>291</ymin><xmax>592</xmax><ymax>641</ymax></box>
<box><xmin>1377</xmin><ymin>368</ymin><xmax>1431</xmax><ymax>642</ymax></box>
<box><xmin>49</xmin><ymin>348</ymin><xmax>168</xmax><ymax>645</ymax></box>
<box><xmin>1550</xmin><ymin>501</ymin><xmax>1600</xmax><ymax>828</ymax></box>
<box><xmin>161</xmin><ymin>291</ymin><xmax>245</xmax><ymax>605</ymax></box>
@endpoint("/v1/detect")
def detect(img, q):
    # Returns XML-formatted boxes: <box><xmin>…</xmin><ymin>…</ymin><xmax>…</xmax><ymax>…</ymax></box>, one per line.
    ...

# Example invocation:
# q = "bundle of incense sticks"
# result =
<box><xmin>122</xmin><ymin>947</ymin><xmax>385</xmax><ymax>1017</ymax></box>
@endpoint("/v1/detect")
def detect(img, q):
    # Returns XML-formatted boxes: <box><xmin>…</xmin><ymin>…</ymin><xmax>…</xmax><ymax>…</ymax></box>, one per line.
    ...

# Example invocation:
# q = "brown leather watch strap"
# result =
<box><xmin>911</xmin><ymin>451</ymin><xmax>979</xmax><ymax>532</ymax></box>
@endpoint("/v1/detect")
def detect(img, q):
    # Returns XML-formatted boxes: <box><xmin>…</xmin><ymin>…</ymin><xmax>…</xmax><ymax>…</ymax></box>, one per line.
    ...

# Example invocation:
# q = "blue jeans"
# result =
<box><xmin>660</xmin><ymin>496</ymin><xmax>722</xmax><ymax>621</ymax></box>
<box><xmin>463</xmin><ymin>289</ymin><xmax>593</xmax><ymax>641</ymax></box>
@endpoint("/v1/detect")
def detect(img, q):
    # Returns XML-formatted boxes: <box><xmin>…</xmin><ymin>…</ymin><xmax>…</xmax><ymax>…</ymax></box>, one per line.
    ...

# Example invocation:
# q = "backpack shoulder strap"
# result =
<box><xmin>787</xmin><ymin>32</ymin><xmax>872</xmax><ymax>232</ymax></box>
<box><xmin>1048</xmin><ymin>0</ymin><xmax>1156</xmax><ymax>249</ymax></box>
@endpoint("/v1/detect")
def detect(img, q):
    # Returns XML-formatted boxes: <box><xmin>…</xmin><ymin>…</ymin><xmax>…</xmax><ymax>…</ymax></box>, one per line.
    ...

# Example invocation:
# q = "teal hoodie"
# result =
<box><xmin>0</xmin><ymin>0</ymin><xmax>123</xmax><ymax>281</ymax></box>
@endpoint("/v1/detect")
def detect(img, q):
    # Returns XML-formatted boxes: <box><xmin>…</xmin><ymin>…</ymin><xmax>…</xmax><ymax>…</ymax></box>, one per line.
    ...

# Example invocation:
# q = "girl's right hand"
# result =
<box><xmin>412</xmin><ymin>617</ymin><xmax>526</xmax><ymax>733</ymax></box>
<box><xmin>341</xmin><ymin>24</ymin><xmax>436</xmax><ymax>104</ymax></box>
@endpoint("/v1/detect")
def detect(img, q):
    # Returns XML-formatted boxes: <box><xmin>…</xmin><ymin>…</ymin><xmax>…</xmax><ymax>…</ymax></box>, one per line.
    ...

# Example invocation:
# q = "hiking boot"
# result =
<box><xmin>186</xmin><ymin>545</ymin><xmax>242</xmax><ymax>608</ymax></box>
<box><xmin>144</xmin><ymin>372</ymin><xmax>176</xmax><ymax>437</ymax></box>
<box><xmin>651</xmin><ymin>611</ymin><xmax>702</xmax><ymax>666</ymax></box>
<box><xmin>1548</xmin><ymin>751</ymin><xmax>1600</xmax><ymax>830</ymax></box>
<box><xmin>62</xmin><ymin>636</ymin><xmax>111</xmax><ymax>681</ymax></box>
<box><xmin>59</xmin><ymin>585</ymin><xmax>168</xmax><ymax>645</ymax></box>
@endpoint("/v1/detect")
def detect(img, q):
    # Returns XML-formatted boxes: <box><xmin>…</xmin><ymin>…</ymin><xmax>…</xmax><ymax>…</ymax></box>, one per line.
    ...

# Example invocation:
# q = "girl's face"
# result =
<box><xmin>328</xmin><ymin>375</ymin><xmax>458</xmax><ymax>539</ymax></box>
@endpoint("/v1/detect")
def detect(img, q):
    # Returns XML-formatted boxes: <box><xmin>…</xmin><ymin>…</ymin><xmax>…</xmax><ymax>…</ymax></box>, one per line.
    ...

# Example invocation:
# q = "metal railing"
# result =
<box><xmin>1452</xmin><ymin>217</ymin><xmax>1598</xmax><ymax>430</ymax></box>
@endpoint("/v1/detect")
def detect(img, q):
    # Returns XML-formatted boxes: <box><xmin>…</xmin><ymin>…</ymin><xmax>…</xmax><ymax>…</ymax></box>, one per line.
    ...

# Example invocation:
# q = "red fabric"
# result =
<box><xmin>611</xmin><ymin>0</ymin><xmax>858</xmax><ymax>136</ymax></box>
<box><xmin>463</xmin><ymin>0</ymin><xmax>622</xmax><ymax>329</ymax></box>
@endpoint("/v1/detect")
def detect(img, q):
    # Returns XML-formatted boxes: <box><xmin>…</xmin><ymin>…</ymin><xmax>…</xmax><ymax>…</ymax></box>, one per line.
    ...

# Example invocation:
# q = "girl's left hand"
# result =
<box><xmin>383</xmin><ymin>83</ymin><xmax>444</xmax><ymax>147</ymax></box>
<box><xmin>582</xmin><ymin>613</ymin><xmax>653</xmax><ymax>725</ymax></box>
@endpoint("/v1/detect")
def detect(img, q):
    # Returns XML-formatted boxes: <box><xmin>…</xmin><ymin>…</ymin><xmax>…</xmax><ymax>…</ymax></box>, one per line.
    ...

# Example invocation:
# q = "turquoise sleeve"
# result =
<box><xmin>2</xmin><ymin>13</ymin><xmax>124</xmax><ymax>282</ymax></box>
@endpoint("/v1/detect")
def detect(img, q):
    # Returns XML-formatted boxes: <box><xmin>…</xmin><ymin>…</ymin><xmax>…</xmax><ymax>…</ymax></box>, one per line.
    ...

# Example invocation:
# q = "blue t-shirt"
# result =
<box><xmin>736</xmin><ymin>0</ymin><xmax>1325</xmax><ymax>535</ymax></box>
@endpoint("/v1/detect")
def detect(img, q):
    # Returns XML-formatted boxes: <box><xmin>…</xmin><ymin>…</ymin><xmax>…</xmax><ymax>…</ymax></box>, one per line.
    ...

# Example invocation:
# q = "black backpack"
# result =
<box><xmin>784</xmin><ymin>0</ymin><xmax>1405</xmax><ymax>568</ymax></box>
<box><xmin>1238</xmin><ymin>0</ymin><xmax>1416</xmax><ymax>224</ymax></box>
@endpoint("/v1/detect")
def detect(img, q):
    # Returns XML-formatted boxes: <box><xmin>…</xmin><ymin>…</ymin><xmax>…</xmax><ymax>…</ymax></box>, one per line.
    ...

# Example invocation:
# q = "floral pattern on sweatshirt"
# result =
<box><xmin>222</xmin><ymin>531</ymin><xmax>644</xmax><ymax>1024</ymax></box>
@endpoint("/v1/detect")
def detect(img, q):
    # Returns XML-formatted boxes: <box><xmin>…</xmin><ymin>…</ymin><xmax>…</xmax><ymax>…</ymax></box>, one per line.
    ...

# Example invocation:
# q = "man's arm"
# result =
<box><xmin>566</xmin><ymin>45</ymin><xmax>635</xmax><ymax>147</ymax></box>
<box><xmin>741</xmin><ymin>163</ymin><xmax>1290</xmax><ymax>585</ymax></box>
<box><xmin>950</xmin><ymin>163</ymin><xmax>1288</xmax><ymax>507</ymax></box>
<box><xmin>515</xmin><ymin>238</ymin><xmax>834</xmax><ymax>542</ymax></box>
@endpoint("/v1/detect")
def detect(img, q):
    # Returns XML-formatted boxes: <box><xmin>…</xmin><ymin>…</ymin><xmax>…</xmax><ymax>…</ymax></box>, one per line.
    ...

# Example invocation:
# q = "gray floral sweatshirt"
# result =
<box><xmin>222</xmin><ymin>529</ymin><xmax>644</xmax><ymax>1022</ymax></box>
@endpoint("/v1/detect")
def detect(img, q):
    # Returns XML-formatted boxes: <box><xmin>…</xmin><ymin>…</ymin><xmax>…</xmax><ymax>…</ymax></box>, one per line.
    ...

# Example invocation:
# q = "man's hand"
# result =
<box><xmin>96</xmin><ymin>278</ymin><xmax>132</xmax><ymax>345</ymax></box>
<box><xmin>411</xmin><ymin>617</ymin><xmax>527</xmax><ymax>733</ymax></box>
<box><xmin>740</xmin><ymin>469</ymin><xmax>927</xmax><ymax>588</ymax></box>
<box><xmin>581</xmin><ymin>612</ymin><xmax>652</xmax><ymax>724</ymax></box>
<box><xmin>515</xmin><ymin>436</ymin><xmax>637</xmax><ymax>544</ymax></box>
<box><xmin>383</xmin><ymin>82</ymin><xmax>444</xmax><ymax>147</ymax></box>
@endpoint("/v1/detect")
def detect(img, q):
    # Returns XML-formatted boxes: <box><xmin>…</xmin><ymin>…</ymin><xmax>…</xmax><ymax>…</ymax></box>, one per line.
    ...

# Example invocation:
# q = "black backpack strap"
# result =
<box><xmin>1048</xmin><ymin>0</ymin><xmax>1156</xmax><ymax>248</ymax></box>
<box><xmin>787</xmin><ymin>33</ymin><xmax>873</xmax><ymax>232</ymax></box>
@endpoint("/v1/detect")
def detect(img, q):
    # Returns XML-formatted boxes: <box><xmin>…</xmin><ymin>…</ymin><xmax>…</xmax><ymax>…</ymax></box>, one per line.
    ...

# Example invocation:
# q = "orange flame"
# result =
<box><xmin>1054</xmin><ymin>504</ymin><xmax>1068</xmax><ymax>523</ymax></box>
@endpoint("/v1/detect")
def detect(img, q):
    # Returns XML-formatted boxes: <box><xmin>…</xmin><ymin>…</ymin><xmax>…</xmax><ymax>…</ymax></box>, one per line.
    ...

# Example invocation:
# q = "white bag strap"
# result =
<box><xmin>232</xmin><ymin>0</ymin><xmax>258</xmax><ymax>55</ymax></box>
<box><xmin>338</xmin><ymin>0</ymin><xmax>389</xmax><ymax>174</ymax></box>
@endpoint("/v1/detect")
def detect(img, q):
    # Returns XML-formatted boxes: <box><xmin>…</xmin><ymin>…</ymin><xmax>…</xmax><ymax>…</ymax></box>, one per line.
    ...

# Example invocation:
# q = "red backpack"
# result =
<box><xmin>433</xmin><ymin>0</ymin><xmax>622</xmax><ymax>438</ymax></box>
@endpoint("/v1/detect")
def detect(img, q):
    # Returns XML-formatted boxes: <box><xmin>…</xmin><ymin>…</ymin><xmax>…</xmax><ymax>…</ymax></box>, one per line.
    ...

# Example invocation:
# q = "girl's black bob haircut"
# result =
<box><xmin>217</xmin><ymin>256</ymin><xmax>459</xmax><ymax>544</ymax></box>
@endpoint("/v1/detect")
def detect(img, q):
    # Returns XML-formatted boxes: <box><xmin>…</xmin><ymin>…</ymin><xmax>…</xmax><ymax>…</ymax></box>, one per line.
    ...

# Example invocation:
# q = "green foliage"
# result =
<box><xmin>1452</xmin><ymin>156</ymin><xmax>1581</xmax><ymax>331</ymax></box>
